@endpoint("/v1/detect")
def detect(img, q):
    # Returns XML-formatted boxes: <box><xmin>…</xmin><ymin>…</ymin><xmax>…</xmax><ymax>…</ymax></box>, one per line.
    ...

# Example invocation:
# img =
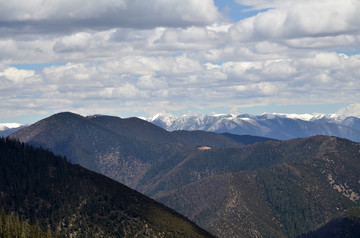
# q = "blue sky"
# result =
<box><xmin>0</xmin><ymin>0</ymin><xmax>360</xmax><ymax>124</ymax></box>
<box><xmin>214</xmin><ymin>0</ymin><xmax>270</xmax><ymax>21</ymax></box>
<box><xmin>11</xmin><ymin>62</ymin><xmax>67</xmax><ymax>71</ymax></box>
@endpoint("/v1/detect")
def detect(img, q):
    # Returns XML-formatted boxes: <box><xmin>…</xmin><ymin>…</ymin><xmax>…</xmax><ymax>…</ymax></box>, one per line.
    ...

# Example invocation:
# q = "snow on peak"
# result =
<box><xmin>150</xmin><ymin>113</ymin><xmax>164</xmax><ymax>121</ymax></box>
<box><xmin>0</xmin><ymin>123</ymin><xmax>24</xmax><ymax>132</ymax></box>
<box><xmin>210</xmin><ymin>112</ymin><xmax>227</xmax><ymax>117</ymax></box>
<box><xmin>0</xmin><ymin>123</ymin><xmax>23</xmax><ymax>129</ymax></box>
<box><xmin>261</xmin><ymin>113</ymin><xmax>348</xmax><ymax>122</ymax></box>
<box><xmin>150</xmin><ymin>112</ymin><xmax>175</xmax><ymax>120</ymax></box>
<box><xmin>149</xmin><ymin>113</ymin><xmax>177</xmax><ymax>128</ymax></box>
<box><xmin>271</xmin><ymin>113</ymin><xmax>315</xmax><ymax>121</ymax></box>
<box><xmin>149</xmin><ymin>112</ymin><xmax>355</xmax><ymax>123</ymax></box>
<box><xmin>145</xmin><ymin>112</ymin><xmax>360</xmax><ymax>141</ymax></box>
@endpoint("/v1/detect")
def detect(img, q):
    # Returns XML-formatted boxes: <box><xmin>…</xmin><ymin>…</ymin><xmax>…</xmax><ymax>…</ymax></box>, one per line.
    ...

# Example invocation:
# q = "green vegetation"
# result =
<box><xmin>300</xmin><ymin>206</ymin><xmax>360</xmax><ymax>238</ymax></box>
<box><xmin>0</xmin><ymin>137</ymin><xmax>213</xmax><ymax>237</ymax></box>
<box><xmin>158</xmin><ymin>172</ymin><xmax>286</xmax><ymax>238</ymax></box>
<box><xmin>257</xmin><ymin>163</ymin><xmax>355</xmax><ymax>237</ymax></box>
<box><xmin>140</xmin><ymin>136</ymin><xmax>335</xmax><ymax>197</ymax></box>
<box><xmin>0</xmin><ymin>210</ymin><xmax>52</xmax><ymax>237</ymax></box>
<box><xmin>346</xmin><ymin>206</ymin><xmax>360</xmax><ymax>218</ymax></box>
<box><xmin>157</xmin><ymin>137</ymin><xmax>360</xmax><ymax>237</ymax></box>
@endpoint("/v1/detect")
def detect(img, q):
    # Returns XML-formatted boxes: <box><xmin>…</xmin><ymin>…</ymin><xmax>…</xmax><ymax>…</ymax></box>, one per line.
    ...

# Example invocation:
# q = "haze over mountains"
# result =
<box><xmin>149</xmin><ymin>113</ymin><xmax>360</xmax><ymax>142</ymax></box>
<box><xmin>0</xmin><ymin>123</ymin><xmax>25</xmax><ymax>137</ymax></box>
<box><xmin>8</xmin><ymin>111</ymin><xmax>360</xmax><ymax>237</ymax></box>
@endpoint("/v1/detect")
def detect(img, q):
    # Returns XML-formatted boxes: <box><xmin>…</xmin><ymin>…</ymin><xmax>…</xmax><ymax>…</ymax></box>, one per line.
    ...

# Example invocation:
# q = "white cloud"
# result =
<box><xmin>53</xmin><ymin>32</ymin><xmax>92</xmax><ymax>53</ymax></box>
<box><xmin>111</xmin><ymin>84</ymin><xmax>145</xmax><ymax>99</ymax></box>
<box><xmin>0</xmin><ymin>67</ymin><xmax>41</xmax><ymax>85</ymax></box>
<box><xmin>230</xmin><ymin>0</ymin><xmax>360</xmax><ymax>42</ymax></box>
<box><xmin>0</xmin><ymin>0</ymin><xmax>220</xmax><ymax>35</ymax></box>
<box><xmin>0</xmin><ymin>0</ymin><xmax>127</xmax><ymax>21</ymax></box>
<box><xmin>137</xmin><ymin>74</ymin><xmax>168</xmax><ymax>90</ymax></box>
<box><xmin>3</xmin><ymin>46</ymin><xmax>360</xmax><ymax>118</ymax></box>
<box><xmin>1</xmin><ymin>0</ymin><xmax>360</xmax><ymax>121</ymax></box>
<box><xmin>337</xmin><ymin>103</ymin><xmax>360</xmax><ymax>117</ymax></box>
<box><xmin>98</xmin><ymin>55</ymin><xmax>203</xmax><ymax>75</ymax></box>
<box><xmin>285</xmin><ymin>35</ymin><xmax>357</xmax><ymax>49</ymax></box>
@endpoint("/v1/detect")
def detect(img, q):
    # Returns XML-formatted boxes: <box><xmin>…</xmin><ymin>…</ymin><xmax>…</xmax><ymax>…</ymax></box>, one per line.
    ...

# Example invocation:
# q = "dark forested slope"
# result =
<box><xmin>0</xmin><ymin>210</ymin><xmax>53</xmax><ymax>237</ymax></box>
<box><xmin>0</xmin><ymin>138</ymin><xmax>213</xmax><ymax>237</ymax></box>
<box><xmin>299</xmin><ymin>206</ymin><xmax>360</xmax><ymax>238</ymax></box>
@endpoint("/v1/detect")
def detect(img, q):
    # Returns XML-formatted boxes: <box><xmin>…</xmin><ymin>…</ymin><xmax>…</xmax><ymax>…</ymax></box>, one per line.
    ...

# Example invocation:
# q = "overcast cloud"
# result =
<box><xmin>0</xmin><ymin>0</ymin><xmax>359</xmax><ymax>122</ymax></box>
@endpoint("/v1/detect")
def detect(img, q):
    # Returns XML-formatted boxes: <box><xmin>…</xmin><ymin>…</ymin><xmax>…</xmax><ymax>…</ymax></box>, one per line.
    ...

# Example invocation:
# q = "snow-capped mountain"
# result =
<box><xmin>149</xmin><ymin>113</ymin><xmax>360</xmax><ymax>142</ymax></box>
<box><xmin>0</xmin><ymin>123</ymin><xmax>25</xmax><ymax>137</ymax></box>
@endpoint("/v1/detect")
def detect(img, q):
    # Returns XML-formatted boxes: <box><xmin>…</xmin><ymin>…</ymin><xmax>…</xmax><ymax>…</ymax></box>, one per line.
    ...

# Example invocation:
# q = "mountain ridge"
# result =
<box><xmin>10</xmin><ymin>112</ymin><xmax>271</xmax><ymax>189</ymax></box>
<box><xmin>149</xmin><ymin>113</ymin><xmax>360</xmax><ymax>142</ymax></box>
<box><xmin>157</xmin><ymin>136</ymin><xmax>360</xmax><ymax>237</ymax></box>
<box><xmin>0</xmin><ymin>137</ymin><xmax>214</xmax><ymax>237</ymax></box>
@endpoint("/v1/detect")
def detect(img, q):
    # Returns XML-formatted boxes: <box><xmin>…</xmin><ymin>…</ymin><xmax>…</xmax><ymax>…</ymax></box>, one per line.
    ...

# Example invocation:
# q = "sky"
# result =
<box><xmin>1</xmin><ymin>0</ymin><xmax>360</xmax><ymax>124</ymax></box>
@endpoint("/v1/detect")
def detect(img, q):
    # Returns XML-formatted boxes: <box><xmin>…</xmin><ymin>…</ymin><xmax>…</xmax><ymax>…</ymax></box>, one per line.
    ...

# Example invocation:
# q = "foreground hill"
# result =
<box><xmin>0</xmin><ymin>137</ymin><xmax>213</xmax><ymax>237</ymax></box>
<box><xmin>0</xmin><ymin>210</ymin><xmax>52</xmax><ymax>237</ymax></box>
<box><xmin>10</xmin><ymin>112</ymin><xmax>271</xmax><ymax>188</ymax></box>
<box><xmin>149</xmin><ymin>113</ymin><xmax>360</xmax><ymax>142</ymax></box>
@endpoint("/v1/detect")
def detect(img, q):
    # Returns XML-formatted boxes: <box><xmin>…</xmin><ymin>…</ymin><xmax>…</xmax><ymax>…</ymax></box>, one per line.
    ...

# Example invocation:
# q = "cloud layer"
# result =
<box><xmin>0</xmin><ymin>0</ymin><xmax>359</xmax><ymax>120</ymax></box>
<box><xmin>0</xmin><ymin>0</ymin><xmax>220</xmax><ymax>34</ymax></box>
<box><xmin>337</xmin><ymin>103</ymin><xmax>360</xmax><ymax>117</ymax></box>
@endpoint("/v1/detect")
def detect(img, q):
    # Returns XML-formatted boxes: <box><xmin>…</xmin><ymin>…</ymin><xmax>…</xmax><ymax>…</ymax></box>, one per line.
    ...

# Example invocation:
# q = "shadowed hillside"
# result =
<box><xmin>0</xmin><ymin>210</ymin><xmax>53</xmax><ymax>237</ymax></box>
<box><xmin>299</xmin><ymin>207</ymin><xmax>360</xmax><ymax>238</ymax></box>
<box><xmin>0</xmin><ymin>137</ymin><xmax>214</xmax><ymax>237</ymax></box>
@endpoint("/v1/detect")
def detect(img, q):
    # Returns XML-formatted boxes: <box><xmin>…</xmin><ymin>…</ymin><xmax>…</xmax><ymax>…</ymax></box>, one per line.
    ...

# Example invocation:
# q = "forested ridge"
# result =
<box><xmin>0</xmin><ymin>209</ymin><xmax>53</xmax><ymax>237</ymax></box>
<box><xmin>157</xmin><ymin>136</ymin><xmax>360</xmax><ymax>237</ymax></box>
<box><xmin>0</xmin><ymin>137</ymin><xmax>213</xmax><ymax>237</ymax></box>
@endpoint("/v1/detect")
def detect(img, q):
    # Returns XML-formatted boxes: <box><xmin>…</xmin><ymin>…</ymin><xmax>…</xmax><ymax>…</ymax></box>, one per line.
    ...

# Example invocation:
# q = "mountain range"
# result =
<box><xmin>8</xmin><ymin>112</ymin><xmax>360</xmax><ymax>237</ymax></box>
<box><xmin>9</xmin><ymin>112</ymin><xmax>271</xmax><ymax>189</ymax></box>
<box><xmin>0</xmin><ymin>123</ymin><xmax>25</xmax><ymax>137</ymax></box>
<box><xmin>149</xmin><ymin>113</ymin><xmax>360</xmax><ymax>142</ymax></box>
<box><xmin>4</xmin><ymin>112</ymin><xmax>360</xmax><ymax>142</ymax></box>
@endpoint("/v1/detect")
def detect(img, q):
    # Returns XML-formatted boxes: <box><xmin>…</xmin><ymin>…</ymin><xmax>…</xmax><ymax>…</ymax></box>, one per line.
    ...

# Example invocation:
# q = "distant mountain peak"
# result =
<box><xmin>148</xmin><ymin>112</ymin><xmax>360</xmax><ymax>142</ymax></box>
<box><xmin>0</xmin><ymin>123</ymin><xmax>26</xmax><ymax>137</ymax></box>
<box><xmin>0</xmin><ymin>123</ymin><xmax>24</xmax><ymax>130</ymax></box>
